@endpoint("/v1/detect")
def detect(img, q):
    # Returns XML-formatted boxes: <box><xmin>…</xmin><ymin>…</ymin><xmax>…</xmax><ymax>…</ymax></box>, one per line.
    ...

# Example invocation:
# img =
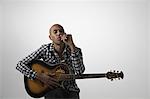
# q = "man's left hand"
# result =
<box><xmin>61</xmin><ymin>34</ymin><xmax>76</xmax><ymax>52</ymax></box>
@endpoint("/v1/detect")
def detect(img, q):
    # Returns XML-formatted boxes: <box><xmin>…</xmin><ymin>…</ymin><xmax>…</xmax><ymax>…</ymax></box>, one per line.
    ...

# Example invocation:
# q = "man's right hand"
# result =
<box><xmin>36</xmin><ymin>73</ymin><xmax>60</xmax><ymax>89</ymax></box>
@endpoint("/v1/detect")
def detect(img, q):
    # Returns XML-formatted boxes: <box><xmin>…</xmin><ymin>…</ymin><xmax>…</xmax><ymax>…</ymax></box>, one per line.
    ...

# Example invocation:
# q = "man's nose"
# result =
<box><xmin>57</xmin><ymin>31</ymin><xmax>63</xmax><ymax>36</ymax></box>
<box><xmin>57</xmin><ymin>32</ymin><xmax>61</xmax><ymax>36</ymax></box>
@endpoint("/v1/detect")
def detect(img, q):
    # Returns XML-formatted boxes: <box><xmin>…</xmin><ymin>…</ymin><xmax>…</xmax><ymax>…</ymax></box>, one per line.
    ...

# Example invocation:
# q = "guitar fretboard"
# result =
<box><xmin>75</xmin><ymin>74</ymin><xmax>106</xmax><ymax>79</ymax></box>
<box><xmin>60</xmin><ymin>73</ymin><xmax>106</xmax><ymax>80</ymax></box>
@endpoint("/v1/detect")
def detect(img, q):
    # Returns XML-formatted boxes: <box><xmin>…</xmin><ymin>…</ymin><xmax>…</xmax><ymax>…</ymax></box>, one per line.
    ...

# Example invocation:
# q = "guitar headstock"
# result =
<box><xmin>106</xmin><ymin>70</ymin><xmax>124</xmax><ymax>81</ymax></box>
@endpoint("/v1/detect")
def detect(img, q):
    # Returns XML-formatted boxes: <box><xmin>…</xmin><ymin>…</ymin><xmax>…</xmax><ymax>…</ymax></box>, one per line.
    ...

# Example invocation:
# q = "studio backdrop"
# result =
<box><xmin>0</xmin><ymin>0</ymin><xmax>150</xmax><ymax>99</ymax></box>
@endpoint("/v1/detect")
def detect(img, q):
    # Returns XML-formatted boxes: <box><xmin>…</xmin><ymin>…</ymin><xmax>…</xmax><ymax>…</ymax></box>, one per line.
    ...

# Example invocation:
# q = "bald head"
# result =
<box><xmin>49</xmin><ymin>24</ymin><xmax>65</xmax><ymax>35</ymax></box>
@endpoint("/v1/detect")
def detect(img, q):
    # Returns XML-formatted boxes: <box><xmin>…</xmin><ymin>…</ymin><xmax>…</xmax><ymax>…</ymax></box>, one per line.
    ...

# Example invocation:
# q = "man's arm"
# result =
<box><xmin>70</xmin><ymin>47</ymin><xmax>85</xmax><ymax>74</ymax></box>
<box><xmin>16</xmin><ymin>44</ymin><xmax>47</xmax><ymax>80</ymax></box>
<box><xmin>16</xmin><ymin>44</ymin><xmax>60</xmax><ymax>88</ymax></box>
<box><xmin>61</xmin><ymin>34</ymin><xmax>85</xmax><ymax>74</ymax></box>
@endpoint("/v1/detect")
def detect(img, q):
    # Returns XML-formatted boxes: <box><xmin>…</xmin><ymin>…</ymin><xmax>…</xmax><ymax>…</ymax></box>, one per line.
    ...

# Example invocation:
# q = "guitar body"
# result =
<box><xmin>24</xmin><ymin>60</ymin><xmax>69</xmax><ymax>98</ymax></box>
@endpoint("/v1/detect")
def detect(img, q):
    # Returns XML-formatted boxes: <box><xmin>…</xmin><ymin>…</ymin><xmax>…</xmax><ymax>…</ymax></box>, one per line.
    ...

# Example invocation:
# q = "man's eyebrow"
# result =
<box><xmin>53</xmin><ymin>28</ymin><xmax>63</xmax><ymax>30</ymax></box>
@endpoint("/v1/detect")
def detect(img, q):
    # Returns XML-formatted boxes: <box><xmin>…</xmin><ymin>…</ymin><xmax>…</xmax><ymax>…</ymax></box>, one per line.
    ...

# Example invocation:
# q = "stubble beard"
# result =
<box><xmin>53</xmin><ymin>40</ymin><xmax>64</xmax><ymax>46</ymax></box>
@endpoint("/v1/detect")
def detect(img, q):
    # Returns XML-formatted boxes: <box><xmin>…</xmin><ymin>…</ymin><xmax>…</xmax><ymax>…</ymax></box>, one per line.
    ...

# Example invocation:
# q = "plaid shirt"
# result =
<box><xmin>16</xmin><ymin>43</ymin><xmax>85</xmax><ymax>92</ymax></box>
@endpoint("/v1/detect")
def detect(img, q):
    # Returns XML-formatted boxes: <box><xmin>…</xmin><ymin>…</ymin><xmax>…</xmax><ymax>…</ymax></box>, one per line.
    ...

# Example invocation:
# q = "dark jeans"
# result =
<box><xmin>45</xmin><ymin>88</ymin><xmax>79</xmax><ymax>99</ymax></box>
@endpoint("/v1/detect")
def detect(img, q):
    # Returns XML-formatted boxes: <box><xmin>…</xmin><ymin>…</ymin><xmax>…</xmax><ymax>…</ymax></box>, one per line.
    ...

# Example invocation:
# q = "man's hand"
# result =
<box><xmin>61</xmin><ymin>34</ymin><xmax>76</xmax><ymax>52</ymax></box>
<box><xmin>36</xmin><ymin>73</ymin><xmax>60</xmax><ymax>89</ymax></box>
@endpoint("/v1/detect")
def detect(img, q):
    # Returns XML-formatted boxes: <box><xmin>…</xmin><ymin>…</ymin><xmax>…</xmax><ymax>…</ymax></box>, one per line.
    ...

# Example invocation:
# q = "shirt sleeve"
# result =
<box><xmin>70</xmin><ymin>47</ymin><xmax>85</xmax><ymax>74</ymax></box>
<box><xmin>16</xmin><ymin>44</ymin><xmax>47</xmax><ymax>80</ymax></box>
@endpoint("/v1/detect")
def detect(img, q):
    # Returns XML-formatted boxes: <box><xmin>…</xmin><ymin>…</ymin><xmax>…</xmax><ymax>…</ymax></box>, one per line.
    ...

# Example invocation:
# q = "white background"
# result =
<box><xmin>0</xmin><ymin>0</ymin><xmax>150</xmax><ymax>99</ymax></box>
<box><xmin>0</xmin><ymin>3</ymin><xmax>1</xmax><ymax>98</ymax></box>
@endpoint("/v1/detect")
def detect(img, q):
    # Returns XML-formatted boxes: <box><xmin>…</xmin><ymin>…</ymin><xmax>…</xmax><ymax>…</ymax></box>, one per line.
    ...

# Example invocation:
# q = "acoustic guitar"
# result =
<box><xmin>24</xmin><ymin>60</ymin><xmax>124</xmax><ymax>98</ymax></box>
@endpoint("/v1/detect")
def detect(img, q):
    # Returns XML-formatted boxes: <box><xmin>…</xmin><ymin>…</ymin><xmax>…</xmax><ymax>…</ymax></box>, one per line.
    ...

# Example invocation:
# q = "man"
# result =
<box><xmin>16</xmin><ymin>24</ymin><xmax>85</xmax><ymax>99</ymax></box>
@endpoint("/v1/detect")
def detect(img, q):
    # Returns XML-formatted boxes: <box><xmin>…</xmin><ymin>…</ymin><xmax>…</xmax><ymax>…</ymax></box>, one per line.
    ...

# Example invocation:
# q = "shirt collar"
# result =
<box><xmin>49</xmin><ymin>43</ymin><xmax>68</xmax><ymax>54</ymax></box>
<box><xmin>49</xmin><ymin>43</ymin><xmax>54</xmax><ymax>52</ymax></box>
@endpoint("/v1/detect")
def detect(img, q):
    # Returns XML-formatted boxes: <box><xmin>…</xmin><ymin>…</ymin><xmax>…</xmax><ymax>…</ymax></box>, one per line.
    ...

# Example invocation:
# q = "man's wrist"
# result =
<box><xmin>35</xmin><ymin>72</ymin><xmax>42</xmax><ymax>80</ymax></box>
<box><xmin>70</xmin><ymin>44</ymin><xmax>76</xmax><ymax>53</ymax></box>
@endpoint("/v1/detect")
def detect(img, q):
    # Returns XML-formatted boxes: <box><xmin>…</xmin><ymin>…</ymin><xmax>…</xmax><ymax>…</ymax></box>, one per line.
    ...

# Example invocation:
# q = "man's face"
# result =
<box><xmin>49</xmin><ymin>25</ymin><xmax>65</xmax><ymax>45</ymax></box>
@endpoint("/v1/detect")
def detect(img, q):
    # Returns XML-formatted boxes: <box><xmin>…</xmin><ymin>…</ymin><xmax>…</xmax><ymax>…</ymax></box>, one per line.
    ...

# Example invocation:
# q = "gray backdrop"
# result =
<box><xmin>0</xmin><ymin>0</ymin><xmax>150</xmax><ymax>99</ymax></box>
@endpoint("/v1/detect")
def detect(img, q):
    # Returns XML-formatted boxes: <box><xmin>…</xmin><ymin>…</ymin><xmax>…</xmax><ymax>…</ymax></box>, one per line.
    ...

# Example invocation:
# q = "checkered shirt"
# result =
<box><xmin>16</xmin><ymin>43</ymin><xmax>85</xmax><ymax>92</ymax></box>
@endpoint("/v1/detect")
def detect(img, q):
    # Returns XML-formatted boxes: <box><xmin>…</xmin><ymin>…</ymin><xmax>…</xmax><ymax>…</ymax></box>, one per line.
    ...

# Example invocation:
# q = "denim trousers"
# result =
<box><xmin>45</xmin><ymin>88</ymin><xmax>79</xmax><ymax>99</ymax></box>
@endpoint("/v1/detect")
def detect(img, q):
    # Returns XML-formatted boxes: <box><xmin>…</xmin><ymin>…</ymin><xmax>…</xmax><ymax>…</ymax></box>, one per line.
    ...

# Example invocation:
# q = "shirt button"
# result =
<box><xmin>61</xmin><ymin>60</ymin><xmax>65</xmax><ymax>63</ymax></box>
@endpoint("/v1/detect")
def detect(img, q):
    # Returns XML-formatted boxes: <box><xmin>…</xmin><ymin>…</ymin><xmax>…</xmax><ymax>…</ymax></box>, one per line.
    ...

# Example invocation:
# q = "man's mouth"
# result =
<box><xmin>57</xmin><ymin>37</ymin><xmax>62</xmax><ymax>41</ymax></box>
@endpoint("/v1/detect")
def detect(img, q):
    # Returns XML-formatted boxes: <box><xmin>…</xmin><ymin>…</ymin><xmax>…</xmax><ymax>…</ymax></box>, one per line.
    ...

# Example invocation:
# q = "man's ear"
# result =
<box><xmin>49</xmin><ymin>35</ymin><xmax>52</xmax><ymax>40</ymax></box>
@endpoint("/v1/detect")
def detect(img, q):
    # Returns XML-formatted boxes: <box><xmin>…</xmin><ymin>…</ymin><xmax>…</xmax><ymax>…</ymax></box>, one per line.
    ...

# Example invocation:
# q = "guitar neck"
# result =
<box><xmin>61</xmin><ymin>73</ymin><xmax>106</xmax><ymax>80</ymax></box>
<box><xmin>75</xmin><ymin>74</ymin><xmax>106</xmax><ymax>79</ymax></box>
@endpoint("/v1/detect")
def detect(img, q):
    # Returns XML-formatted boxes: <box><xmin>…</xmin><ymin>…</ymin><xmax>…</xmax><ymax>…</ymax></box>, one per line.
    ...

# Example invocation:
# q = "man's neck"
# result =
<box><xmin>53</xmin><ymin>43</ymin><xmax>65</xmax><ymax>56</ymax></box>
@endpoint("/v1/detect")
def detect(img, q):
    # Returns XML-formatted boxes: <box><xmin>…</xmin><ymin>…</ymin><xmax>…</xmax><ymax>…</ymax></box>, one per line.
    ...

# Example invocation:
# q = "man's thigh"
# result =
<box><xmin>44</xmin><ymin>88</ymin><xmax>79</xmax><ymax>99</ymax></box>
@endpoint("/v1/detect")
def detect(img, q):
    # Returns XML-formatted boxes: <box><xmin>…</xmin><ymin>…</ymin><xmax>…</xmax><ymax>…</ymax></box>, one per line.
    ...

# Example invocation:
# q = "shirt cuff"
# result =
<box><xmin>31</xmin><ymin>71</ymin><xmax>37</xmax><ymax>80</ymax></box>
<box><xmin>71</xmin><ymin>47</ymin><xmax>80</xmax><ymax>57</ymax></box>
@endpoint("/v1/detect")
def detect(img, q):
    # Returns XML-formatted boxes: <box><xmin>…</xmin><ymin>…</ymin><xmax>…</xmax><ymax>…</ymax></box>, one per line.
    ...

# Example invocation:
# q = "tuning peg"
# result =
<box><xmin>111</xmin><ymin>79</ymin><xmax>113</xmax><ymax>81</ymax></box>
<box><xmin>113</xmin><ymin>70</ymin><xmax>116</xmax><ymax>73</ymax></box>
<box><xmin>117</xmin><ymin>71</ymin><xmax>119</xmax><ymax>73</ymax></box>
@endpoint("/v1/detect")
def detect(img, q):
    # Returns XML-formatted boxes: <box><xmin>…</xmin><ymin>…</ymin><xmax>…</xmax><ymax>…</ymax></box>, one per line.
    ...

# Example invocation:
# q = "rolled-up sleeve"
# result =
<box><xmin>16</xmin><ymin>44</ymin><xmax>47</xmax><ymax>80</ymax></box>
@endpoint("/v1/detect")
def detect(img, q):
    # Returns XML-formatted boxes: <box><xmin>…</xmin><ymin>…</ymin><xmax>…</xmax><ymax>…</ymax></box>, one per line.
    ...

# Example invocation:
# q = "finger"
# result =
<box><xmin>61</xmin><ymin>34</ymin><xmax>67</xmax><ymax>41</ymax></box>
<box><xmin>48</xmin><ymin>77</ymin><xmax>59</xmax><ymax>82</ymax></box>
<box><xmin>63</xmin><ymin>34</ymin><xmax>68</xmax><ymax>40</ymax></box>
<box><xmin>48</xmin><ymin>84</ymin><xmax>59</xmax><ymax>89</ymax></box>
<box><xmin>66</xmin><ymin>34</ymin><xmax>72</xmax><ymax>41</ymax></box>
<box><xmin>43</xmin><ymin>81</ymin><xmax>53</xmax><ymax>89</ymax></box>
<box><xmin>52</xmin><ymin>83</ymin><xmax>61</xmax><ymax>88</ymax></box>
<box><xmin>51</xmin><ymin>81</ymin><xmax>61</xmax><ymax>87</ymax></box>
<box><xmin>47</xmin><ymin>85</ymin><xmax>53</xmax><ymax>89</ymax></box>
<box><xmin>67</xmin><ymin>34</ymin><xmax>72</xmax><ymax>36</ymax></box>
<box><xmin>48</xmin><ymin>81</ymin><xmax>60</xmax><ymax>87</ymax></box>
<box><xmin>48</xmin><ymin>77</ymin><xmax>60</xmax><ymax>86</ymax></box>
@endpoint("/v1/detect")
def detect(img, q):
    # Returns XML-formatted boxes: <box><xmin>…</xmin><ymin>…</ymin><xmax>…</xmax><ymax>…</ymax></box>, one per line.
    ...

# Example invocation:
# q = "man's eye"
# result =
<box><xmin>59</xmin><ymin>30</ymin><xmax>63</xmax><ymax>33</ymax></box>
<box><xmin>54</xmin><ymin>30</ymin><xmax>57</xmax><ymax>33</ymax></box>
